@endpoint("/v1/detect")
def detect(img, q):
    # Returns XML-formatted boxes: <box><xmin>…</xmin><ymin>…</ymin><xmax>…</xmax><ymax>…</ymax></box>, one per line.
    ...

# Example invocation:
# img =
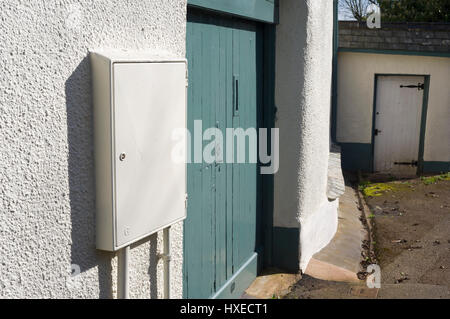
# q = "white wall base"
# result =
<box><xmin>300</xmin><ymin>198</ymin><xmax>339</xmax><ymax>271</ymax></box>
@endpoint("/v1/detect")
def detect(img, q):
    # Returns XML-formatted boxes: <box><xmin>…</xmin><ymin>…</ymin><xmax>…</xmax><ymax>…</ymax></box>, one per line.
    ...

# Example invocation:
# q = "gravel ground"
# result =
<box><xmin>284</xmin><ymin>174</ymin><xmax>450</xmax><ymax>299</ymax></box>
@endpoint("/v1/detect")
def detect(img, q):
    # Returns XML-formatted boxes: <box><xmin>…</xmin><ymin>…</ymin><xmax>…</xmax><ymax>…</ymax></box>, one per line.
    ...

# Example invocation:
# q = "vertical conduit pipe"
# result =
<box><xmin>163</xmin><ymin>226</ymin><xmax>171</xmax><ymax>299</ymax></box>
<box><xmin>117</xmin><ymin>228</ymin><xmax>170</xmax><ymax>299</ymax></box>
<box><xmin>118</xmin><ymin>245</ymin><xmax>130</xmax><ymax>299</ymax></box>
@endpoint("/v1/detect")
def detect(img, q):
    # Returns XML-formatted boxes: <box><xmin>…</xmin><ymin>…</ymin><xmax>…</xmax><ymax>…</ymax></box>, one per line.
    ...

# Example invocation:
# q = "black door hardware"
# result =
<box><xmin>400</xmin><ymin>83</ymin><xmax>424</xmax><ymax>91</ymax></box>
<box><xmin>374</xmin><ymin>129</ymin><xmax>382</xmax><ymax>136</ymax></box>
<box><xmin>394</xmin><ymin>160</ymin><xmax>418</xmax><ymax>167</ymax></box>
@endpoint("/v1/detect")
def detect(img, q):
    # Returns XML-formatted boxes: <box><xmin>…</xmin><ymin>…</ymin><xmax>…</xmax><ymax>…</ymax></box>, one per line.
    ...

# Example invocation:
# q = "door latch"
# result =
<box><xmin>400</xmin><ymin>83</ymin><xmax>424</xmax><ymax>91</ymax></box>
<box><xmin>374</xmin><ymin>129</ymin><xmax>382</xmax><ymax>136</ymax></box>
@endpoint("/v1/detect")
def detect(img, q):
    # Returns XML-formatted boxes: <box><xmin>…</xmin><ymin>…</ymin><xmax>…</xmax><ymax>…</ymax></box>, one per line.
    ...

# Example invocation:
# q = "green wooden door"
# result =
<box><xmin>184</xmin><ymin>8</ymin><xmax>263</xmax><ymax>298</ymax></box>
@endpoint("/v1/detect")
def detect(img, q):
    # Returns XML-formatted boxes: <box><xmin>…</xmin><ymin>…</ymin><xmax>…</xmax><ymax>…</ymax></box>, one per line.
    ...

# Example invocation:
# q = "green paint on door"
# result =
<box><xmin>184</xmin><ymin>8</ymin><xmax>263</xmax><ymax>298</ymax></box>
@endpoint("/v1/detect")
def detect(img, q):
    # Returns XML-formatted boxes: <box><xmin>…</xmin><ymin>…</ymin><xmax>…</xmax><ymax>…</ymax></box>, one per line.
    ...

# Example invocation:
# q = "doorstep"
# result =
<box><xmin>243</xmin><ymin>269</ymin><xmax>301</xmax><ymax>299</ymax></box>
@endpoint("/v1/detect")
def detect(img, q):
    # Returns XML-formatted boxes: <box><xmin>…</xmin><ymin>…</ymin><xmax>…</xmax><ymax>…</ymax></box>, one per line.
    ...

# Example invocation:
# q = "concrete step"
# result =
<box><xmin>244</xmin><ymin>269</ymin><xmax>301</xmax><ymax>299</ymax></box>
<box><xmin>304</xmin><ymin>186</ymin><xmax>367</xmax><ymax>283</ymax></box>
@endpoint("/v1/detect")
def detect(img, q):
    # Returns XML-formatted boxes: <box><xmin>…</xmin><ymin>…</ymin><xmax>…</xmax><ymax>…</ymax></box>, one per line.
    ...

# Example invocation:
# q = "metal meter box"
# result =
<box><xmin>90</xmin><ymin>50</ymin><xmax>187</xmax><ymax>251</ymax></box>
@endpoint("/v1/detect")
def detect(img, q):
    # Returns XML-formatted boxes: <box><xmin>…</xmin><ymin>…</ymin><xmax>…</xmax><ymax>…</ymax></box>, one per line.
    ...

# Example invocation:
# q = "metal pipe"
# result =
<box><xmin>163</xmin><ymin>226</ymin><xmax>171</xmax><ymax>299</ymax></box>
<box><xmin>118</xmin><ymin>245</ymin><xmax>130</xmax><ymax>299</ymax></box>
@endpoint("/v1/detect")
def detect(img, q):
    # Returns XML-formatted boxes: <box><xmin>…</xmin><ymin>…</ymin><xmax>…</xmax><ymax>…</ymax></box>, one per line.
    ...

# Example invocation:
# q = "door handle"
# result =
<box><xmin>233</xmin><ymin>75</ymin><xmax>239</xmax><ymax>117</ymax></box>
<box><xmin>374</xmin><ymin>129</ymin><xmax>382</xmax><ymax>136</ymax></box>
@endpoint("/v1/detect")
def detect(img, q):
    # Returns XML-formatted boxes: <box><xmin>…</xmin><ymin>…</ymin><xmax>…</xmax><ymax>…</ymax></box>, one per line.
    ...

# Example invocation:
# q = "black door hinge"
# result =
<box><xmin>400</xmin><ymin>83</ymin><xmax>424</xmax><ymax>91</ymax></box>
<box><xmin>394</xmin><ymin>160</ymin><xmax>418</xmax><ymax>167</ymax></box>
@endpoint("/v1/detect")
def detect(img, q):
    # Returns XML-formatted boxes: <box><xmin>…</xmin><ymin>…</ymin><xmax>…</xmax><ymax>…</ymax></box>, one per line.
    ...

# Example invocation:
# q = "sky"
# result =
<box><xmin>339</xmin><ymin>11</ymin><xmax>356</xmax><ymax>21</ymax></box>
<box><xmin>338</xmin><ymin>0</ymin><xmax>380</xmax><ymax>21</ymax></box>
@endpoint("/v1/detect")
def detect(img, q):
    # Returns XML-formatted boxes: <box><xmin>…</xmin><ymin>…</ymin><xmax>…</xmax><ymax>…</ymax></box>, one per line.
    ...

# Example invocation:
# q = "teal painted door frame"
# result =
<box><xmin>184</xmin><ymin>7</ymin><xmax>275</xmax><ymax>299</ymax></box>
<box><xmin>260</xmin><ymin>24</ymin><xmax>276</xmax><ymax>270</ymax></box>
<box><xmin>188</xmin><ymin>0</ymin><xmax>279</xmax><ymax>24</ymax></box>
<box><xmin>331</xmin><ymin>0</ymin><xmax>339</xmax><ymax>143</ymax></box>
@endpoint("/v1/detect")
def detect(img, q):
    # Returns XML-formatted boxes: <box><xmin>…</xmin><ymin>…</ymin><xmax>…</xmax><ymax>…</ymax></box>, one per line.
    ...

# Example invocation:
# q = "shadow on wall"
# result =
<box><xmin>134</xmin><ymin>234</ymin><xmax>160</xmax><ymax>299</ymax></box>
<box><xmin>65</xmin><ymin>56</ymin><xmax>161</xmax><ymax>298</ymax></box>
<box><xmin>65</xmin><ymin>56</ymin><xmax>112</xmax><ymax>298</ymax></box>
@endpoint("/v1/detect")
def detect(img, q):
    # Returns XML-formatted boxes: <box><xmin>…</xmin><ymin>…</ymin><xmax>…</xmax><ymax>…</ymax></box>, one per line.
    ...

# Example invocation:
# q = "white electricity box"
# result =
<box><xmin>90</xmin><ymin>50</ymin><xmax>187</xmax><ymax>251</ymax></box>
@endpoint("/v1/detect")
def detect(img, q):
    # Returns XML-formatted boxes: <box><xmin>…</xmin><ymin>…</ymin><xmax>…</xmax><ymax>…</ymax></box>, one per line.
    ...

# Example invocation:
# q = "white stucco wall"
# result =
<box><xmin>274</xmin><ymin>0</ymin><xmax>337</xmax><ymax>271</ymax></box>
<box><xmin>337</xmin><ymin>52</ymin><xmax>450</xmax><ymax>162</ymax></box>
<box><xmin>0</xmin><ymin>0</ymin><xmax>186</xmax><ymax>298</ymax></box>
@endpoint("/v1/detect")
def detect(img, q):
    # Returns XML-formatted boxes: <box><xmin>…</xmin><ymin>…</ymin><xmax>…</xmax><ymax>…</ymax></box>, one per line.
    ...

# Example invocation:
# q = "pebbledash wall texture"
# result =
<box><xmin>0</xmin><ymin>0</ymin><xmax>337</xmax><ymax>298</ymax></box>
<box><xmin>0</xmin><ymin>0</ymin><xmax>186</xmax><ymax>298</ymax></box>
<box><xmin>274</xmin><ymin>0</ymin><xmax>336</xmax><ymax>272</ymax></box>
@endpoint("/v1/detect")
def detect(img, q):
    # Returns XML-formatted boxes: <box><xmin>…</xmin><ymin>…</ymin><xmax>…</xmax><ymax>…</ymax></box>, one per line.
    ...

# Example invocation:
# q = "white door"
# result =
<box><xmin>374</xmin><ymin>76</ymin><xmax>424</xmax><ymax>175</ymax></box>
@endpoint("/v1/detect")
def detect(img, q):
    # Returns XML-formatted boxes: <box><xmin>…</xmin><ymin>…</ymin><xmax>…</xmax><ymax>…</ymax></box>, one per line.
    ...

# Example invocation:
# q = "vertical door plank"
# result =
<box><xmin>214</xmin><ymin>19</ymin><xmax>228</xmax><ymax>290</ymax></box>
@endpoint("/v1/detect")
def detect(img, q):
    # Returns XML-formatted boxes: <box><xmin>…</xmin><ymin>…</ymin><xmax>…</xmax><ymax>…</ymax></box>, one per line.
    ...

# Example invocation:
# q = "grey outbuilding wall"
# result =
<box><xmin>0</xmin><ymin>0</ymin><xmax>186</xmax><ymax>298</ymax></box>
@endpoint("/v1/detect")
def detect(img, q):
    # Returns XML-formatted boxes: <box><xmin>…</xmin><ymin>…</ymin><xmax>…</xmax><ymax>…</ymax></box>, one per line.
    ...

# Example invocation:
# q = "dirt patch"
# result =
<box><xmin>361</xmin><ymin>174</ymin><xmax>450</xmax><ymax>288</ymax></box>
<box><xmin>283</xmin><ymin>275</ymin><xmax>371</xmax><ymax>299</ymax></box>
<box><xmin>284</xmin><ymin>173</ymin><xmax>450</xmax><ymax>299</ymax></box>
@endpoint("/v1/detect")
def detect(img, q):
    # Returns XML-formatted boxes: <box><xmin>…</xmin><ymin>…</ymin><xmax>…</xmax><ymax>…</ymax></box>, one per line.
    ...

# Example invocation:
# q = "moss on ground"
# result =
<box><xmin>359</xmin><ymin>172</ymin><xmax>450</xmax><ymax>197</ymax></box>
<box><xmin>359</xmin><ymin>181</ymin><xmax>412</xmax><ymax>197</ymax></box>
<box><xmin>421</xmin><ymin>173</ymin><xmax>450</xmax><ymax>185</ymax></box>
